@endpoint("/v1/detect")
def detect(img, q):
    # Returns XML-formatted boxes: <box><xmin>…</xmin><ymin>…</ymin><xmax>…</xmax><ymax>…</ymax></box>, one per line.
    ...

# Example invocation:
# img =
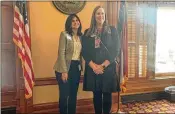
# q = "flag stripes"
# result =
<box><xmin>13</xmin><ymin>1</ymin><xmax>34</xmax><ymax>99</ymax></box>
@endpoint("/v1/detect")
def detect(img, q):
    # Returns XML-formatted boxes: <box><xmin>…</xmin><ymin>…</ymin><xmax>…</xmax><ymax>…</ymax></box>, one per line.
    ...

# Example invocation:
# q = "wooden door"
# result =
<box><xmin>1</xmin><ymin>1</ymin><xmax>17</xmax><ymax>108</ymax></box>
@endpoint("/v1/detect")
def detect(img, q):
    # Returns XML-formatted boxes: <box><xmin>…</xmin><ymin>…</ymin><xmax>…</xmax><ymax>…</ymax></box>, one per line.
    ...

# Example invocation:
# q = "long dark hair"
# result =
<box><xmin>85</xmin><ymin>6</ymin><xmax>110</xmax><ymax>37</ymax></box>
<box><xmin>65</xmin><ymin>14</ymin><xmax>82</xmax><ymax>36</ymax></box>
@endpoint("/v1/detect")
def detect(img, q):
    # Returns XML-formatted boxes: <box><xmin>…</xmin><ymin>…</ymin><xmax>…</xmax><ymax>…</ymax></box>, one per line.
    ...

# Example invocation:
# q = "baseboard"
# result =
<box><xmin>33</xmin><ymin>94</ymin><xmax>119</xmax><ymax>113</ymax></box>
<box><xmin>33</xmin><ymin>98</ymin><xmax>94</xmax><ymax>113</ymax></box>
<box><xmin>121</xmin><ymin>91</ymin><xmax>166</xmax><ymax>103</ymax></box>
<box><xmin>1</xmin><ymin>107</ymin><xmax>16</xmax><ymax>114</ymax></box>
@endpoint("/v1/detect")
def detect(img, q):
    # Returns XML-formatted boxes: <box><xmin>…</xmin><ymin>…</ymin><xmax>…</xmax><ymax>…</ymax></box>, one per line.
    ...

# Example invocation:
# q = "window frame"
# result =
<box><xmin>126</xmin><ymin>2</ymin><xmax>175</xmax><ymax>80</ymax></box>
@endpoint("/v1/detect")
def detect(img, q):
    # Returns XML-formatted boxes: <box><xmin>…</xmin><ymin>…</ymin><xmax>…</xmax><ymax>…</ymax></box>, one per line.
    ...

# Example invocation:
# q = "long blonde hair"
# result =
<box><xmin>85</xmin><ymin>6</ymin><xmax>110</xmax><ymax>37</ymax></box>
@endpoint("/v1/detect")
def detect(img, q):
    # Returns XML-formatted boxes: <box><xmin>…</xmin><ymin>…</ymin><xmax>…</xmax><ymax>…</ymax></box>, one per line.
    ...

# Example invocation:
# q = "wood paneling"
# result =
<box><xmin>1</xmin><ymin>1</ymin><xmax>17</xmax><ymax>108</ymax></box>
<box><xmin>35</xmin><ymin>77</ymin><xmax>57</xmax><ymax>86</ymax></box>
<box><xmin>1</xmin><ymin>91</ymin><xmax>17</xmax><ymax>108</ymax></box>
<box><xmin>33</xmin><ymin>102</ymin><xmax>58</xmax><ymax>113</ymax></box>
<box><xmin>156</xmin><ymin>73</ymin><xmax>175</xmax><ymax>77</ymax></box>
<box><xmin>33</xmin><ymin>94</ymin><xmax>120</xmax><ymax>113</ymax></box>
<box><xmin>1</xmin><ymin>2</ymin><xmax>13</xmax><ymax>44</ymax></box>
<box><xmin>1</xmin><ymin>50</ymin><xmax>16</xmax><ymax>89</ymax></box>
<box><xmin>33</xmin><ymin>99</ymin><xmax>94</xmax><ymax>113</ymax></box>
<box><xmin>35</xmin><ymin>76</ymin><xmax>84</xmax><ymax>86</ymax></box>
<box><xmin>121</xmin><ymin>78</ymin><xmax>175</xmax><ymax>95</ymax></box>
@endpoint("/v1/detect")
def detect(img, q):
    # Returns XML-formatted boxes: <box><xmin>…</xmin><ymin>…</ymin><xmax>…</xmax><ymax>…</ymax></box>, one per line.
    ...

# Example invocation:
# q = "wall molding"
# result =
<box><xmin>35</xmin><ymin>77</ymin><xmax>57</xmax><ymax>86</ymax></box>
<box><xmin>1</xmin><ymin>89</ymin><xmax>17</xmax><ymax>108</ymax></box>
<box><xmin>35</xmin><ymin>76</ymin><xmax>84</xmax><ymax>86</ymax></box>
<box><xmin>121</xmin><ymin>91</ymin><xmax>166</xmax><ymax>103</ymax></box>
<box><xmin>121</xmin><ymin>78</ymin><xmax>175</xmax><ymax>95</ymax></box>
<box><xmin>33</xmin><ymin>98</ymin><xmax>94</xmax><ymax>113</ymax></box>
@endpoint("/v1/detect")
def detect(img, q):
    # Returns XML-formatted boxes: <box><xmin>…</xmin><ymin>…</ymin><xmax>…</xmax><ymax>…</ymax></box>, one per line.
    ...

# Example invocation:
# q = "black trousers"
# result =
<box><xmin>55</xmin><ymin>60</ymin><xmax>80</xmax><ymax>114</ymax></box>
<box><xmin>93</xmin><ymin>91</ymin><xmax>112</xmax><ymax>114</ymax></box>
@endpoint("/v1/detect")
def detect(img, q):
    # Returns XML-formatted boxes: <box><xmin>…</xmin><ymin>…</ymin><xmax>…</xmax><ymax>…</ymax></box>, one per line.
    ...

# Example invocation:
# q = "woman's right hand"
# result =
<box><xmin>61</xmin><ymin>72</ymin><xmax>68</xmax><ymax>83</ymax></box>
<box><xmin>94</xmin><ymin>64</ymin><xmax>104</xmax><ymax>75</ymax></box>
<box><xmin>89</xmin><ymin>61</ymin><xmax>104</xmax><ymax>75</ymax></box>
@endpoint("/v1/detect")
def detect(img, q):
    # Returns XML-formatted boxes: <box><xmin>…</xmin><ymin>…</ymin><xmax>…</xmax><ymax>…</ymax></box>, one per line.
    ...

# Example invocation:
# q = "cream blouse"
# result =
<box><xmin>72</xmin><ymin>36</ymin><xmax>82</xmax><ymax>60</ymax></box>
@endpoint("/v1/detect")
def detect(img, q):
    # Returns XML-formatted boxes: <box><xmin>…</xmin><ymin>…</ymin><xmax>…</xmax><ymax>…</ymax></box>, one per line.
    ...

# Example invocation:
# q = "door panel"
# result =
<box><xmin>1</xmin><ymin>1</ymin><xmax>17</xmax><ymax>108</ymax></box>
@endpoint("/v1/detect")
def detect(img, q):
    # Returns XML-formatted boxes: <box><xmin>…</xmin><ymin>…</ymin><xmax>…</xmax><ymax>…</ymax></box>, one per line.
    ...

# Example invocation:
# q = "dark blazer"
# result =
<box><xmin>82</xmin><ymin>26</ymin><xmax>121</xmax><ymax>92</ymax></box>
<box><xmin>54</xmin><ymin>31</ymin><xmax>83</xmax><ymax>73</ymax></box>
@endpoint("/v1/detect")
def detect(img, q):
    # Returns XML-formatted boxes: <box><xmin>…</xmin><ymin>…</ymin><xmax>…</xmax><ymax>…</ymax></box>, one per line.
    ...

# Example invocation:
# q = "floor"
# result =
<box><xmin>112</xmin><ymin>99</ymin><xmax>175</xmax><ymax>113</ymax></box>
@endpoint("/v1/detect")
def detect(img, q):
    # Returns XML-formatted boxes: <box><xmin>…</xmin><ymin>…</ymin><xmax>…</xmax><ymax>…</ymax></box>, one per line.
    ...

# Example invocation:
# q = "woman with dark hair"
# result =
<box><xmin>53</xmin><ymin>14</ymin><xmax>82</xmax><ymax>114</ymax></box>
<box><xmin>82</xmin><ymin>6</ymin><xmax>121</xmax><ymax>114</ymax></box>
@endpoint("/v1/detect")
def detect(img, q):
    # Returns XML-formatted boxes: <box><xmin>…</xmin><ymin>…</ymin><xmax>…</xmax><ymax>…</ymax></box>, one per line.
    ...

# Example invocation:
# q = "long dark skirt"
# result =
<box><xmin>83</xmin><ymin>62</ymin><xmax>120</xmax><ymax>93</ymax></box>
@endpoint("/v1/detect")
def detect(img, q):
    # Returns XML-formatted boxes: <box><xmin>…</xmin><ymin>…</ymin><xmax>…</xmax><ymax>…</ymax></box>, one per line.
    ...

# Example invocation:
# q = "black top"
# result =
<box><xmin>82</xmin><ymin>26</ymin><xmax>120</xmax><ymax>65</ymax></box>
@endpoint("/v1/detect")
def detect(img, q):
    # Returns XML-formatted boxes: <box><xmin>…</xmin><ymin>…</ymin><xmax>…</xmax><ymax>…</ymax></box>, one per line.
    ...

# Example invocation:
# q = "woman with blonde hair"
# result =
<box><xmin>82</xmin><ymin>6</ymin><xmax>121</xmax><ymax>114</ymax></box>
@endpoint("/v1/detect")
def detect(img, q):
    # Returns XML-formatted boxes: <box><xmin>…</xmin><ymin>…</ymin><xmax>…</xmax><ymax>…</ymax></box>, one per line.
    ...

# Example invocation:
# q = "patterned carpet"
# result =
<box><xmin>120</xmin><ymin>99</ymin><xmax>175</xmax><ymax>113</ymax></box>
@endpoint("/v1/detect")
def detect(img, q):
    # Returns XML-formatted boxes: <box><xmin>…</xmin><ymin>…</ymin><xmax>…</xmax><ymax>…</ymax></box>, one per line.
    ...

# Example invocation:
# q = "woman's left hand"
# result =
<box><xmin>93</xmin><ymin>60</ymin><xmax>111</xmax><ymax>75</ymax></box>
<box><xmin>93</xmin><ymin>64</ymin><xmax>104</xmax><ymax>75</ymax></box>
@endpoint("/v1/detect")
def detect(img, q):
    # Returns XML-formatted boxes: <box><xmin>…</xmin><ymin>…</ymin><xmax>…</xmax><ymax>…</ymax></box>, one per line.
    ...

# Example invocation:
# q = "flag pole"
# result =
<box><xmin>117</xmin><ymin>50</ymin><xmax>123</xmax><ymax>113</ymax></box>
<box><xmin>117</xmin><ymin>92</ymin><xmax>121</xmax><ymax>113</ymax></box>
<box><xmin>116</xmin><ymin>1</ymin><xmax>127</xmax><ymax>113</ymax></box>
<box><xmin>117</xmin><ymin>57</ymin><xmax>120</xmax><ymax>113</ymax></box>
<box><xmin>117</xmin><ymin>58</ymin><xmax>121</xmax><ymax>113</ymax></box>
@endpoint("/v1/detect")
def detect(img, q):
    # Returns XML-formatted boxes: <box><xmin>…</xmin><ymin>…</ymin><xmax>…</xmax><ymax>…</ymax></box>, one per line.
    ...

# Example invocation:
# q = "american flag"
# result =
<box><xmin>117</xmin><ymin>1</ymin><xmax>128</xmax><ymax>93</ymax></box>
<box><xmin>13</xmin><ymin>1</ymin><xmax>34</xmax><ymax>99</ymax></box>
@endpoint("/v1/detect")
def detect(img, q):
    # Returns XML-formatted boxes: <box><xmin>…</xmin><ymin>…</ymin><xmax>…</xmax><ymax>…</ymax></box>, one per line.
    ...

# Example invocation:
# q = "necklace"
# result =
<box><xmin>73</xmin><ymin>35</ymin><xmax>79</xmax><ymax>42</ymax></box>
